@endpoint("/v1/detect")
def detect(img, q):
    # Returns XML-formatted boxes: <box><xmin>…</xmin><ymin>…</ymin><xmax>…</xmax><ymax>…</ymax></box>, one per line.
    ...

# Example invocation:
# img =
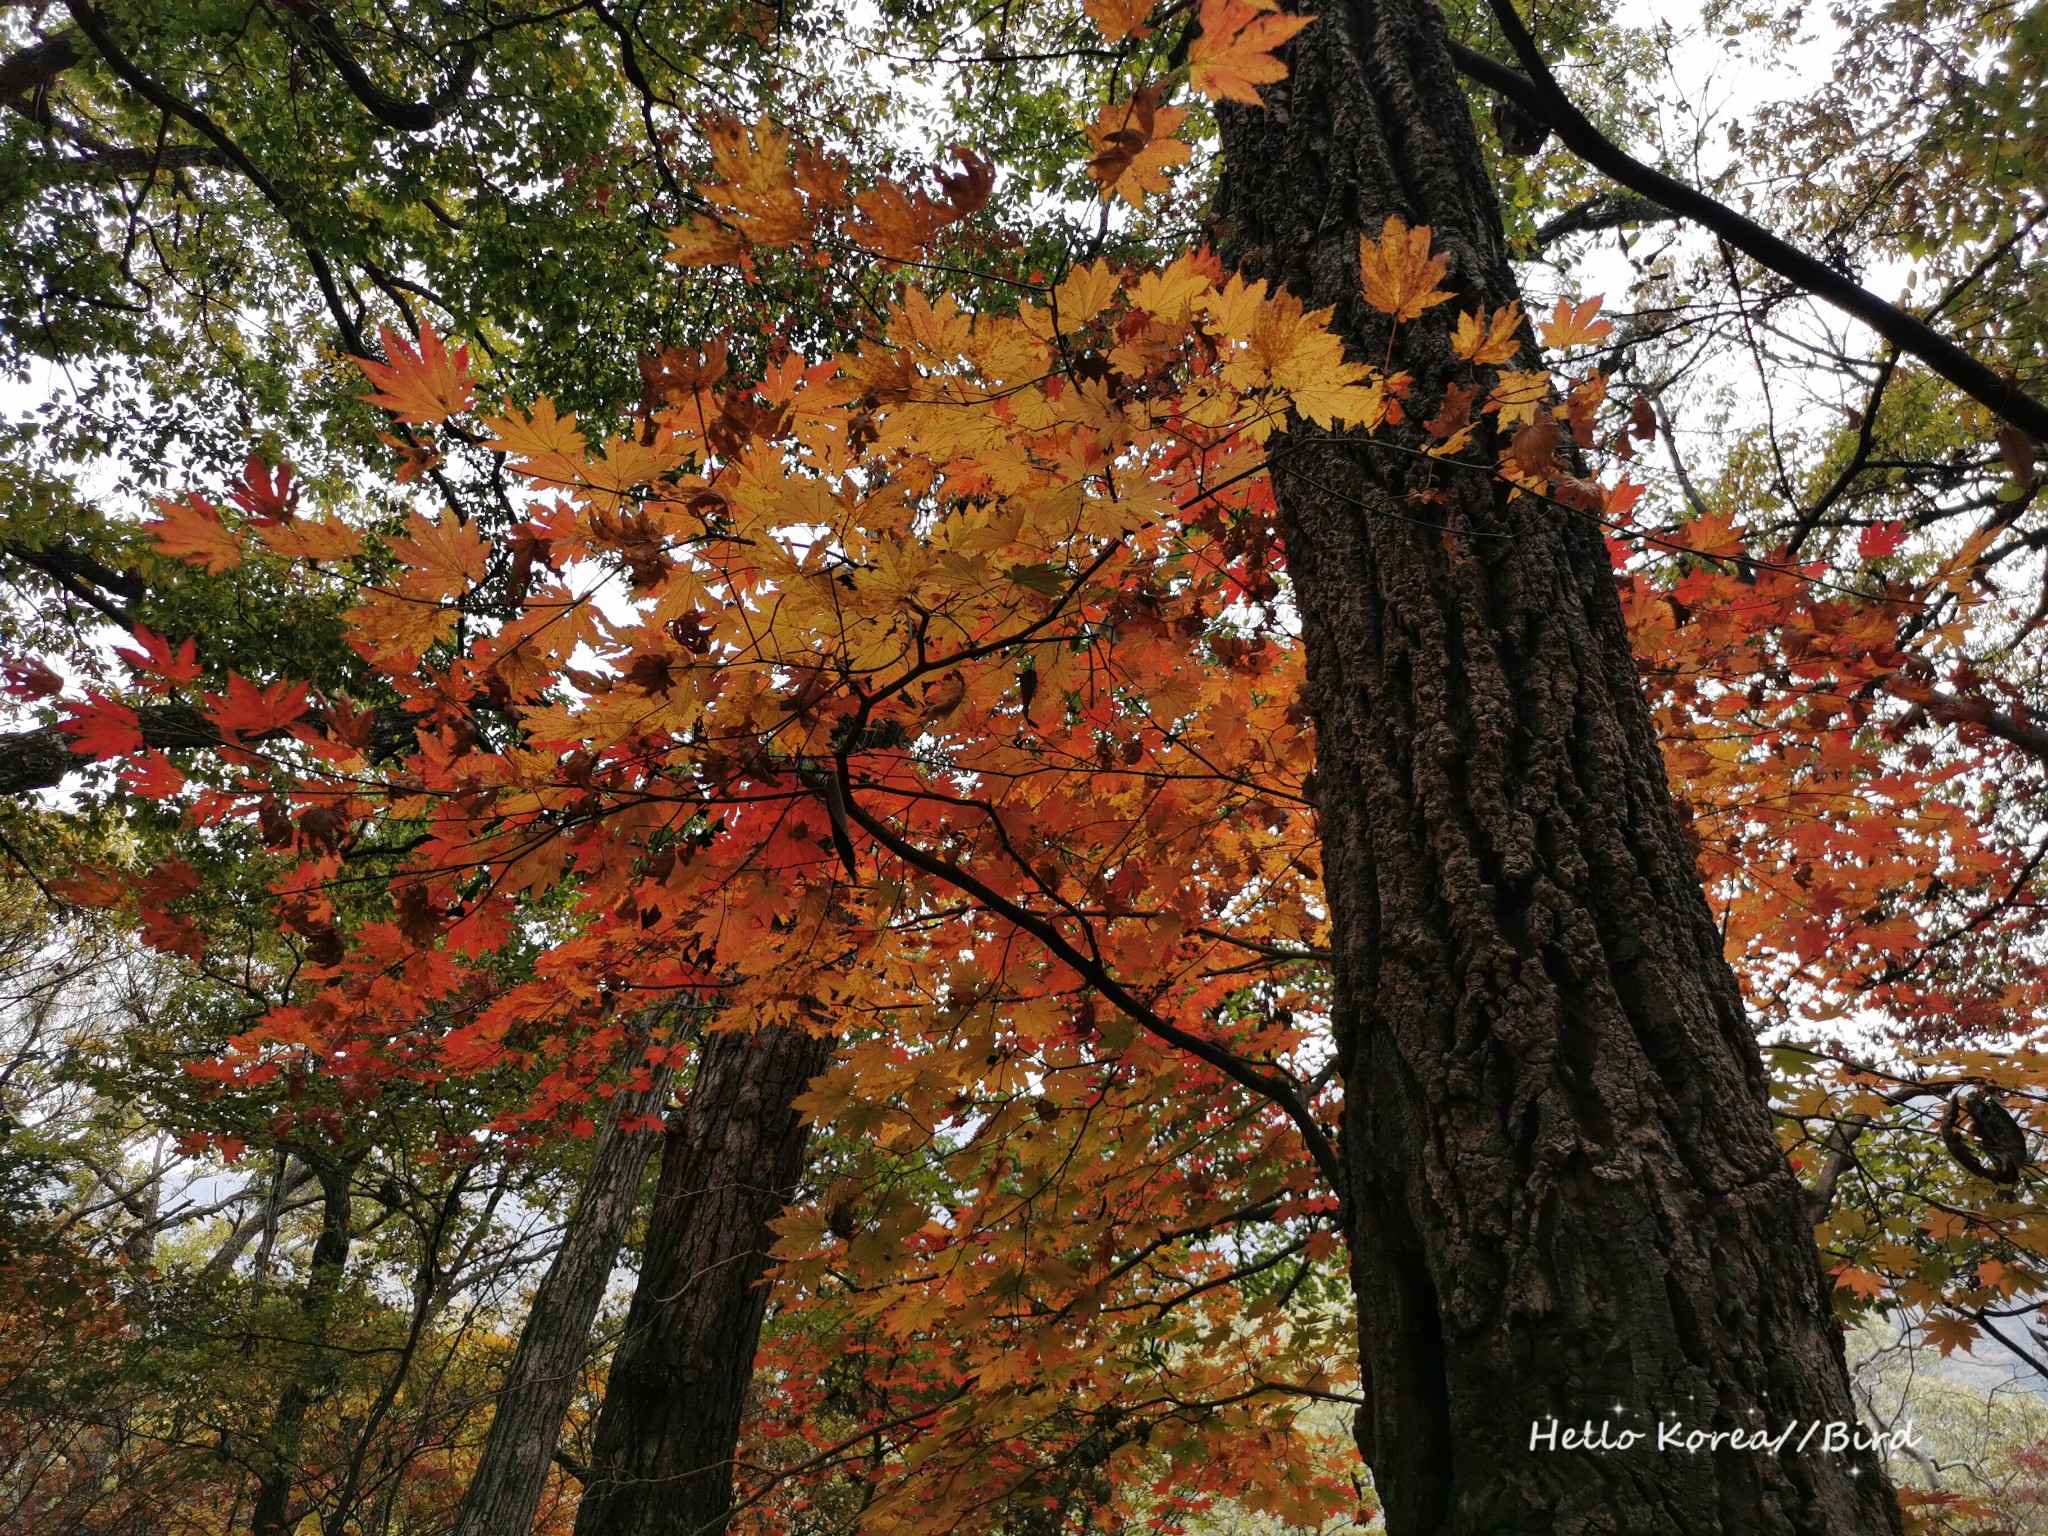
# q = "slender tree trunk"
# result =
<box><xmin>250</xmin><ymin>1154</ymin><xmax>355</xmax><ymax>1536</ymax></box>
<box><xmin>454</xmin><ymin>1060</ymin><xmax>676</xmax><ymax>1536</ymax></box>
<box><xmin>572</xmin><ymin>1023</ymin><xmax>832</xmax><ymax>1536</ymax></box>
<box><xmin>1215</xmin><ymin>3</ymin><xmax>1900</xmax><ymax>1532</ymax></box>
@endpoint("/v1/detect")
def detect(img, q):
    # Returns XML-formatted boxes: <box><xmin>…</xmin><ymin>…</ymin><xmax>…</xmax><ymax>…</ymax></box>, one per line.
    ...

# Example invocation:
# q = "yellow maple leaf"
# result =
<box><xmin>1358</xmin><ymin>216</ymin><xmax>1455</xmax><ymax>324</ymax></box>
<box><xmin>1199</xmin><ymin>271</ymin><xmax>1271</xmax><ymax>347</ymax></box>
<box><xmin>485</xmin><ymin>397</ymin><xmax>588</xmax><ymax>489</ymax></box>
<box><xmin>1126</xmin><ymin>254</ymin><xmax>1216</xmax><ymax>328</ymax></box>
<box><xmin>1538</xmin><ymin>295</ymin><xmax>1614</xmax><ymax>351</ymax></box>
<box><xmin>1486</xmin><ymin>367</ymin><xmax>1553</xmax><ymax>428</ymax></box>
<box><xmin>145</xmin><ymin>496</ymin><xmax>242</xmax><ymax>574</ymax></box>
<box><xmin>1019</xmin><ymin>260</ymin><xmax>1123</xmax><ymax>341</ymax></box>
<box><xmin>1452</xmin><ymin>302</ymin><xmax>1524</xmax><ymax>365</ymax></box>
<box><xmin>1084</xmin><ymin>0</ymin><xmax>1156</xmax><ymax>40</ymax></box>
<box><xmin>356</xmin><ymin>323</ymin><xmax>474</xmax><ymax>425</ymax></box>
<box><xmin>1188</xmin><ymin>0</ymin><xmax>1314</xmax><ymax>105</ymax></box>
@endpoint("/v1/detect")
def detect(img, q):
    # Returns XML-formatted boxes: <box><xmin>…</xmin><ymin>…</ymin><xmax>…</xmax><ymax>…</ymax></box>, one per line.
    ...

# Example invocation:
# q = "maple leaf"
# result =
<box><xmin>1485</xmin><ymin>368</ymin><xmax>1554</xmax><ymax>429</ymax></box>
<box><xmin>1537</xmin><ymin>296</ymin><xmax>1613</xmax><ymax>351</ymax></box>
<box><xmin>347</xmin><ymin>591</ymin><xmax>458</xmax><ymax>664</ymax></box>
<box><xmin>60</xmin><ymin>696</ymin><xmax>145</xmax><ymax>760</ymax></box>
<box><xmin>228</xmin><ymin>456</ymin><xmax>297</xmax><ymax>524</ymax></box>
<box><xmin>1857</xmin><ymin>521</ymin><xmax>1905</xmax><ymax>560</ymax></box>
<box><xmin>116</xmin><ymin>627</ymin><xmax>202</xmax><ymax>689</ymax></box>
<box><xmin>1996</xmin><ymin>424</ymin><xmax>2037</xmax><ymax>492</ymax></box>
<box><xmin>257</xmin><ymin>516</ymin><xmax>365</xmax><ymax>565</ymax></box>
<box><xmin>140</xmin><ymin>905</ymin><xmax>207</xmax><ymax>961</ymax></box>
<box><xmin>1508</xmin><ymin>416</ymin><xmax>1562</xmax><ymax>481</ymax></box>
<box><xmin>121</xmin><ymin>751</ymin><xmax>188</xmax><ymax>798</ymax></box>
<box><xmin>392</xmin><ymin>510</ymin><xmax>490</xmax><ymax>601</ymax></box>
<box><xmin>356</xmin><ymin>323</ymin><xmax>475</xmax><ymax>425</ymax></box>
<box><xmin>1188</xmin><ymin>0</ymin><xmax>1314</xmax><ymax>105</ymax></box>
<box><xmin>1084</xmin><ymin>86</ymin><xmax>1191</xmax><ymax>208</ymax></box>
<box><xmin>2</xmin><ymin>658</ymin><xmax>61</xmax><ymax>700</ymax></box>
<box><xmin>51</xmin><ymin>868</ymin><xmax>127</xmax><ymax>908</ymax></box>
<box><xmin>1831</xmin><ymin>1264</ymin><xmax>1886</xmax><ymax>1300</ymax></box>
<box><xmin>206</xmin><ymin>674</ymin><xmax>310</xmax><ymax>740</ymax></box>
<box><xmin>665</xmin><ymin>216</ymin><xmax>752</xmax><ymax>270</ymax></box>
<box><xmin>1918</xmin><ymin>1311</ymin><xmax>1979</xmax><ymax>1355</ymax></box>
<box><xmin>1084</xmin><ymin>0</ymin><xmax>1155</xmax><ymax>41</ymax></box>
<box><xmin>704</xmin><ymin>116</ymin><xmax>811</xmax><ymax>247</ymax></box>
<box><xmin>1452</xmin><ymin>304</ymin><xmax>1523</xmax><ymax>366</ymax></box>
<box><xmin>146</xmin><ymin>496</ymin><xmax>243</xmax><ymax>574</ymax></box>
<box><xmin>1357</xmin><ymin>217</ymin><xmax>1455</xmax><ymax>324</ymax></box>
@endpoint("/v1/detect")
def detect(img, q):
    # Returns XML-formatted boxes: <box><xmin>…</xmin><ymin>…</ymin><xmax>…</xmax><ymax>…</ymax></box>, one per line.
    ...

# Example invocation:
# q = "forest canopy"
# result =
<box><xmin>1</xmin><ymin>2</ymin><xmax>2045</xmax><ymax>1535</ymax></box>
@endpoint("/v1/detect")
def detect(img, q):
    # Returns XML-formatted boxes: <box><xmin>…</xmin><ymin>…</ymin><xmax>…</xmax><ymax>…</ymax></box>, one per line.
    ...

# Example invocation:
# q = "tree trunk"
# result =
<box><xmin>1215</xmin><ymin>4</ymin><xmax>1900</xmax><ymax>1532</ymax></box>
<box><xmin>249</xmin><ymin>1154</ymin><xmax>354</xmax><ymax>1536</ymax></box>
<box><xmin>452</xmin><ymin>1060</ymin><xmax>674</xmax><ymax>1536</ymax></box>
<box><xmin>571</xmin><ymin>1024</ymin><xmax>832</xmax><ymax>1536</ymax></box>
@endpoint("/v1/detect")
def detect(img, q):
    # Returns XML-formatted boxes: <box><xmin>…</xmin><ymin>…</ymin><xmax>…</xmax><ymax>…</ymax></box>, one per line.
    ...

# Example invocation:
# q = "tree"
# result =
<box><xmin>1208</xmin><ymin>1</ymin><xmax>1905</xmax><ymax>1529</ymax></box>
<box><xmin>14</xmin><ymin>0</ymin><xmax>2048</xmax><ymax>1533</ymax></box>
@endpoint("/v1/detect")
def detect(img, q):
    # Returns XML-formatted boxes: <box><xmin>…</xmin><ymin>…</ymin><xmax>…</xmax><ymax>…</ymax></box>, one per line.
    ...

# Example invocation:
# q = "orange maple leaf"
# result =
<box><xmin>50</xmin><ymin>868</ymin><xmax>129</xmax><ymax>908</ymax></box>
<box><xmin>357</xmin><ymin>323</ymin><xmax>475</xmax><ymax>425</ymax></box>
<box><xmin>1831</xmin><ymin>1264</ymin><xmax>1886</xmax><ymax>1300</ymax></box>
<box><xmin>1084</xmin><ymin>86</ymin><xmax>1191</xmax><ymax>207</ymax></box>
<box><xmin>1084</xmin><ymin>0</ymin><xmax>1155</xmax><ymax>41</ymax></box>
<box><xmin>1452</xmin><ymin>303</ymin><xmax>1523</xmax><ymax>366</ymax></box>
<box><xmin>392</xmin><ymin>510</ymin><xmax>490</xmax><ymax>601</ymax></box>
<box><xmin>1188</xmin><ymin>0</ymin><xmax>1313</xmax><ymax>105</ymax></box>
<box><xmin>256</xmin><ymin>515</ymin><xmax>365</xmax><ymax>565</ymax></box>
<box><xmin>146</xmin><ymin>496</ymin><xmax>243</xmax><ymax>574</ymax></box>
<box><xmin>1357</xmin><ymin>216</ymin><xmax>1455</xmax><ymax>324</ymax></box>
<box><xmin>1918</xmin><ymin>1311</ymin><xmax>1978</xmax><ymax>1356</ymax></box>
<box><xmin>206</xmin><ymin>675</ymin><xmax>310</xmax><ymax>740</ymax></box>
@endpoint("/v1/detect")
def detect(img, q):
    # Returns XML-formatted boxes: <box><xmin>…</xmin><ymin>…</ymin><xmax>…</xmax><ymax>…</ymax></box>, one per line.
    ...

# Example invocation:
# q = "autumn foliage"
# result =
<box><xmin>23</xmin><ymin>1</ymin><xmax>2048</xmax><ymax>1529</ymax></box>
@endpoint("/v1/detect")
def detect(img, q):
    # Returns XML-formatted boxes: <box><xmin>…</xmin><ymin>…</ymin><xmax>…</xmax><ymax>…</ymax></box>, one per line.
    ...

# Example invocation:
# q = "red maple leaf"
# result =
<box><xmin>228</xmin><ymin>456</ymin><xmax>298</xmax><ymax>525</ymax></box>
<box><xmin>60</xmin><ymin>696</ymin><xmax>146</xmax><ymax>760</ymax></box>
<box><xmin>2</xmin><ymin>658</ymin><xmax>62</xmax><ymax>699</ymax></box>
<box><xmin>116</xmin><ymin>628</ymin><xmax>202</xmax><ymax>690</ymax></box>
<box><xmin>121</xmin><ymin>752</ymin><xmax>188</xmax><ymax>799</ymax></box>
<box><xmin>1857</xmin><ymin>520</ymin><xmax>1905</xmax><ymax>560</ymax></box>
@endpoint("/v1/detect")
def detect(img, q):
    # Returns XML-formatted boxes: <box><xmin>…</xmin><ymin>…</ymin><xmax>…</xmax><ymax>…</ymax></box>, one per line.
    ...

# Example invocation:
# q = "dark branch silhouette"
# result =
<box><xmin>1452</xmin><ymin>7</ymin><xmax>2048</xmax><ymax>443</ymax></box>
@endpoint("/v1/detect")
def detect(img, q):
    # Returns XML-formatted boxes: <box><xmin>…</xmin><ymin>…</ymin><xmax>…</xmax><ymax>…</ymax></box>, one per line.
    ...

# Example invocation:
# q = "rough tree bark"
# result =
<box><xmin>453</xmin><ymin>1057</ymin><xmax>676</xmax><ymax>1536</ymax></box>
<box><xmin>571</xmin><ymin>1023</ymin><xmax>833</xmax><ymax>1536</ymax></box>
<box><xmin>1214</xmin><ymin>2</ymin><xmax>1901</xmax><ymax>1532</ymax></box>
<box><xmin>249</xmin><ymin>1153</ymin><xmax>355</xmax><ymax>1536</ymax></box>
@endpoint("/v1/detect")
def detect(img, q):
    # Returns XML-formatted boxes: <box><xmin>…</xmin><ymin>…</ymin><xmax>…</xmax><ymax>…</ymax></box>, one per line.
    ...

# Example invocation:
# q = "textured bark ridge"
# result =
<box><xmin>1215</xmin><ymin>3</ymin><xmax>1901</xmax><ymax>1532</ymax></box>
<box><xmin>455</xmin><ymin>1057</ymin><xmax>674</xmax><ymax>1536</ymax></box>
<box><xmin>572</xmin><ymin>1023</ymin><xmax>832</xmax><ymax>1536</ymax></box>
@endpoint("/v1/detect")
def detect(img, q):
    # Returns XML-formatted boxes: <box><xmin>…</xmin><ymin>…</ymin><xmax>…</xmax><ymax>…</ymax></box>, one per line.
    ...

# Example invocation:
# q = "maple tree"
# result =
<box><xmin>6</xmin><ymin>0</ymin><xmax>2048</xmax><ymax>1534</ymax></box>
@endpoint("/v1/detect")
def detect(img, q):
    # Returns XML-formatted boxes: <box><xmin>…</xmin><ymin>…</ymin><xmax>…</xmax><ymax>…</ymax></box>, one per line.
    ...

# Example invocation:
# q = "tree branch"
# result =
<box><xmin>1451</xmin><ymin>11</ymin><xmax>2048</xmax><ymax>443</ymax></box>
<box><xmin>272</xmin><ymin>1</ymin><xmax>478</xmax><ymax>132</ymax></box>
<box><xmin>0</xmin><ymin>703</ymin><xmax>219</xmax><ymax>797</ymax></box>
<box><xmin>61</xmin><ymin>0</ymin><xmax>368</xmax><ymax>354</ymax></box>
<box><xmin>1534</xmin><ymin>189</ymin><xmax>1672</xmax><ymax>246</ymax></box>
<box><xmin>835</xmin><ymin>769</ymin><xmax>1344</xmax><ymax>1195</ymax></box>
<box><xmin>0</xmin><ymin>25</ymin><xmax>80</xmax><ymax>99</ymax></box>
